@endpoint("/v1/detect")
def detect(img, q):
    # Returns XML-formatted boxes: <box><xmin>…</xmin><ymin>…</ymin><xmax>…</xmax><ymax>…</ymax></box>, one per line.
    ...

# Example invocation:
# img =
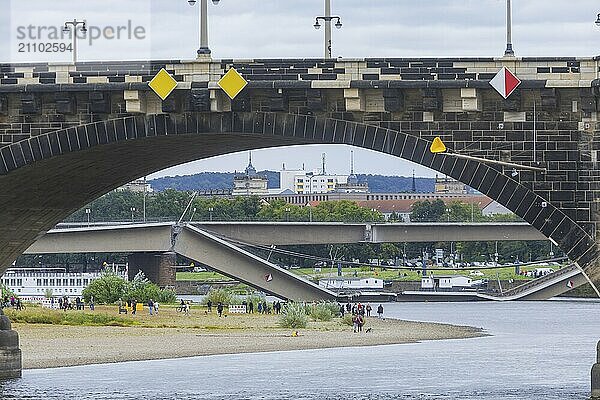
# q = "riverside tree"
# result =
<box><xmin>82</xmin><ymin>271</ymin><xmax>176</xmax><ymax>304</ymax></box>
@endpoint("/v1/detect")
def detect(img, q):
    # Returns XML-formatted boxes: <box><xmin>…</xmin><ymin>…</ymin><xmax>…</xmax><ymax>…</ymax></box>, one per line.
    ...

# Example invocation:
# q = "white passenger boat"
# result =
<box><xmin>0</xmin><ymin>266</ymin><xmax>124</xmax><ymax>300</ymax></box>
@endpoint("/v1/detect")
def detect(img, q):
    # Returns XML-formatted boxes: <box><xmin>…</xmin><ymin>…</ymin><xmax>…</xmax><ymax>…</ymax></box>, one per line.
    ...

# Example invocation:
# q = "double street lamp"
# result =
<box><xmin>313</xmin><ymin>0</ymin><xmax>342</xmax><ymax>59</ymax></box>
<box><xmin>188</xmin><ymin>0</ymin><xmax>221</xmax><ymax>57</ymax></box>
<box><xmin>62</xmin><ymin>19</ymin><xmax>87</xmax><ymax>64</ymax></box>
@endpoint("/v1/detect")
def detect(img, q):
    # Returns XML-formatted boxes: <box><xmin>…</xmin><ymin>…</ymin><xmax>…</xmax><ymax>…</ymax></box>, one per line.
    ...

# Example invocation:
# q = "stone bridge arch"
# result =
<box><xmin>0</xmin><ymin>111</ymin><xmax>597</xmax><ymax>279</ymax></box>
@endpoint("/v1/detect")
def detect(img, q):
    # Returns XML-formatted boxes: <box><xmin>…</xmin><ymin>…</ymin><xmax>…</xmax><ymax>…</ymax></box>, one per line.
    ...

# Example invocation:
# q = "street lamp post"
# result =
<box><xmin>63</xmin><ymin>19</ymin><xmax>87</xmax><ymax>64</ymax></box>
<box><xmin>142</xmin><ymin>176</ymin><xmax>147</xmax><ymax>222</ymax></box>
<box><xmin>188</xmin><ymin>0</ymin><xmax>221</xmax><ymax>57</ymax></box>
<box><xmin>494</xmin><ymin>241</ymin><xmax>499</xmax><ymax>267</ymax></box>
<box><xmin>208</xmin><ymin>206</ymin><xmax>214</xmax><ymax>222</ymax></box>
<box><xmin>130</xmin><ymin>207</ymin><xmax>136</xmax><ymax>222</ymax></box>
<box><xmin>85</xmin><ymin>208</ymin><xmax>91</xmax><ymax>227</ymax></box>
<box><xmin>504</xmin><ymin>0</ymin><xmax>514</xmax><ymax>56</ymax></box>
<box><xmin>306</xmin><ymin>203</ymin><xmax>313</xmax><ymax>222</ymax></box>
<box><xmin>446</xmin><ymin>208</ymin><xmax>451</xmax><ymax>222</ymax></box>
<box><xmin>313</xmin><ymin>0</ymin><xmax>342</xmax><ymax>59</ymax></box>
<box><xmin>285</xmin><ymin>207</ymin><xmax>291</xmax><ymax>222</ymax></box>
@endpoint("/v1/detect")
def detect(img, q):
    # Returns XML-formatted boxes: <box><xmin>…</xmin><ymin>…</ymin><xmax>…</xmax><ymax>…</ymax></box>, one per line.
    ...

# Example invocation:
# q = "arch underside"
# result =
<box><xmin>0</xmin><ymin>112</ymin><xmax>597</xmax><ymax>280</ymax></box>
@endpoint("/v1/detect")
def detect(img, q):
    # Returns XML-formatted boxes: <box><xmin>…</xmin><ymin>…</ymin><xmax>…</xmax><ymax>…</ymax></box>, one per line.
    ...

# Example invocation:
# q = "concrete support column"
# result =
<box><xmin>127</xmin><ymin>252</ymin><xmax>177</xmax><ymax>288</ymax></box>
<box><xmin>592</xmin><ymin>340</ymin><xmax>600</xmax><ymax>398</ymax></box>
<box><xmin>0</xmin><ymin>309</ymin><xmax>22</xmax><ymax>379</ymax></box>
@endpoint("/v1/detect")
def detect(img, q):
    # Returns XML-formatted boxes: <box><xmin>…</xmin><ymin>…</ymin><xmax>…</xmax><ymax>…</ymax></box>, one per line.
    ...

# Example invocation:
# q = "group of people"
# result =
<box><xmin>57</xmin><ymin>296</ymin><xmax>87</xmax><ymax>311</ymax></box>
<box><xmin>179</xmin><ymin>299</ymin><xmax>191</xmax><ymax>315</ymax></box>
<box><xmin>341</xmin><ymin>302</ymin><xmax>385</xmax><ymax>333</ymax></box>
<box><xmin>118</xmin><ymin>299</ymin><xmax>140</xmax><ymax>315</ymax></box>
<box><xmin>2</xmin><ymin>295</ymin><xmax>23</xmax><ymax>310</ymax></box>
<box><xmin>238</xmin><ymin>300</ymin><xmax>282</xmax><ymax>314</ymax></box>
<box><xmin>147</xmin><ymin>299</ymin><xmax>159</xmax><ymax>315</ymax></box>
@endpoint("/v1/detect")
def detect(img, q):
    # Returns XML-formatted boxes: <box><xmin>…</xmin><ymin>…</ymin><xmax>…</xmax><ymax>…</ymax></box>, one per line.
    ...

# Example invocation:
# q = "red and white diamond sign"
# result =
<box><xmin>489</xmin><ymin>67</ymin><xmax>521</xmax><ymax>99</ymax></box>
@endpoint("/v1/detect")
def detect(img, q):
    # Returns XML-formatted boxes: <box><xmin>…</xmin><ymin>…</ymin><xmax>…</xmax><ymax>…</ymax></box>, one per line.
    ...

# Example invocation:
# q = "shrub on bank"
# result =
<box><xmin>82</xmin><ymin>271</ymin><xmax>176</xmax><ymax>305</ymax></box>
<box><xmin>203</xmin><ymin>288</ymin><xmax>238</xmax><ymax>306</ymax></box>
<box><xmin>341</xmin><ymin>313</ymin><xmax>354</xmax><ymax>326</ymax></box>
<box><xmin>279</xmin><ymin>302</ymin><xmax>308</xmax><ymax>328</ymax></box>
<box><xmin>82</xmin><ymin>272</ymin><xmax>127</xmax><ymax>304</ymax></box>
<box><xmin>310</xmin><ymin>303</ymin><xmax>337</xmax><ymax>321</ymax></box>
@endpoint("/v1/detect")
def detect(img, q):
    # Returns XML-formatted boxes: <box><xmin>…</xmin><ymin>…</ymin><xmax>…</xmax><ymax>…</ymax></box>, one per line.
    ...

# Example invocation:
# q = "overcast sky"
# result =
<box><xmin>3</xmin><ymin>0</ymin><xmax>600</xmax><ymax>178</ymax></box>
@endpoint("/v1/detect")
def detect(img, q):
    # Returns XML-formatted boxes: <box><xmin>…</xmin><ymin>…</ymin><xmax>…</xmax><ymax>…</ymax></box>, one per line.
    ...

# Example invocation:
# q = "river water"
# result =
<box><xmin>0</xmin><ymin>300</ymin><xmax>598</xmax><ymax>399</ymax></box>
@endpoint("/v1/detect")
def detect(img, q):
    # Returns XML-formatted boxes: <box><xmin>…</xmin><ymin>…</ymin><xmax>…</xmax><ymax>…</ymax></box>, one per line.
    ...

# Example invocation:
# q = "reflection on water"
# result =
<box><xmin>0</xmin><ymin>300</ymin><xmax>598</xmax><ymax>399</ymax></box>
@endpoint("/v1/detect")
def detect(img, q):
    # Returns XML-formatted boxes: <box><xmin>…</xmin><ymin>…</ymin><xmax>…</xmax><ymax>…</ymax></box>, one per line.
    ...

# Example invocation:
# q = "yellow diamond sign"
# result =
<box><xmin>218</xmin><ymin>68</ymin><xmax>248</xmax><ymax>99</ymax></box>
<box><xmin>149</xmin><ymin>68</ymin><xmax>178</xmax><ymax>100</ymax></box>
<box><xmin>430</xmin><ymin>136</ymin><xmax>447</xmax><ymax>153</ymax></box>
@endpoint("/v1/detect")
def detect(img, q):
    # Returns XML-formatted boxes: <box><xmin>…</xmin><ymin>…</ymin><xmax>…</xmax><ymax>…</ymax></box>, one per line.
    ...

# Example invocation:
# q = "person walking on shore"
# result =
<box><xmin>154</xmin><ymin>301</ymin><xmax>159</xmax><ymax>314</ymax></box>
<box><xmin>89</xmin><ymin>296</ymin><xmax>95</xmax><ymax>311</ymax></box>
<box><xmin>377</xmin><ymin>304</ymin><xmax>384</xmax><ymax>319</ymax></box>
<box><xmin>207</xmin><ymin>300</ymin><xmax>212</xmax><ymax>313</ymax></box>
<box><xmin>148</xmin><ymin>299</ymin><xmax>154</xmax><ymax>315</ymax></box>
<box><xmin>352</xmin><ymin>314</ymin><xmax>359</xmax><ymax>333</ymax></box>
<box><xmin>131</xmin><ymin>299</ymin><xmax>137</xmax><ymax>315</ymax></box>
<box><xmin>217</xmin><ymin>302</ymin><xmax>224</xmax><ymax>317</ymax></box>
<box><xmin>366</xmin><ymin>304</ymin><xmax>372</xmax><ymax>317</ymax></box>
<box><xmin>357</xmin><ymin>314</ymin><xmax>364</xmax><ymax>332</ymax></box>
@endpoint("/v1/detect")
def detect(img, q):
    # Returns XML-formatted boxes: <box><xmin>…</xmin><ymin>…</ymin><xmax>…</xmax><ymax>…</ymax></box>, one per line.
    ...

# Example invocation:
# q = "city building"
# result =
<box><xmin>333</xmin><ymin>151</ymin><xmax>369</xmax><ymax>193</ymax></box>
<box><xmin>277</xmin><ymin>152</ymin><xmax>368</xmax><ymax>195</ymax></box>
<box><xmin>232</xmin><ymin>153</ymin><xmax>269</xmax><ymax>196</ymax></box>
<box><xmin>115</xmin><ymin>178</ymin><xmax>153</xmax><ymax>193</ymax></box>
<box><xmin>435</xmin><ymin>175</ymin><xmax>468</xmax><ymax>194</ymax></box>
<box><xmin>263</xmin><ymin>191</ymin><xmax>484</xmax><ymax>206</ymax></box>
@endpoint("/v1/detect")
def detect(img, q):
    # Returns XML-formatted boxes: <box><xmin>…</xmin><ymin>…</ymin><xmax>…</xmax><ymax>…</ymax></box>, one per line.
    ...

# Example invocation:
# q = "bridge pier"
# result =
<box><xmin>593</xmin><ymin>341</ymin><xmax>600</xmax><ymax>399</ymax></box>
<box><xmin>127</xmin><ymin>252</ymin><xmax>176</xmax><ymax>288</ymax></box>
<box><xmin>0</xmin><ymin>309</ymin><xmax>22</xmax><ymax>379</ymax></box>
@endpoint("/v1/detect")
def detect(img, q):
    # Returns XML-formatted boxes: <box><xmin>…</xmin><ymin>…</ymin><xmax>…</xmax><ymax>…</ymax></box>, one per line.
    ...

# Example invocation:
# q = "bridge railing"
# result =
<box><xmin>497</xmin><ymin>264</ymin><xmax>579</xmax><ymax>297</ymax></box>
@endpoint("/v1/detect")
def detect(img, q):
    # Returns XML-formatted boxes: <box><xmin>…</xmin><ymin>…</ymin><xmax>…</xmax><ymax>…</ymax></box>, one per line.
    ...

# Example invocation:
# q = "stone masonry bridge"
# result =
<box><xmin>0</xmin><ymin>56</ymin><xmax>600</xmax><ymax>379</ymax></box>
<box><xmin>1</xmin><ymin>57</ymin><xmax>599</xmax><ymax>282</ymax></box>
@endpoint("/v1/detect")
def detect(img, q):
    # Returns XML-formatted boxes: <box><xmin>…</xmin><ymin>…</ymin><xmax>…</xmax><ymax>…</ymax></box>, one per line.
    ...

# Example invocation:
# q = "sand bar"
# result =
<box><xmin>10</xmin><ymin>307</ymin><xmax>486</xmax><ymax>369</ymax></box>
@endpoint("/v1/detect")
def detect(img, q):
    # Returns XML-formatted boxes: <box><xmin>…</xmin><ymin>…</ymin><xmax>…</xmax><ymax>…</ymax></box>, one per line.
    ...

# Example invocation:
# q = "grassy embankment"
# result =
<box><xmin>4</xmin><ymin>304</ymin><xmax>346</xmax><ymax>331</ymax></box>
<box><xmin>176</xmin><ymin>265</ymin><xmax>557</xmax><ymax>283</ymax></box>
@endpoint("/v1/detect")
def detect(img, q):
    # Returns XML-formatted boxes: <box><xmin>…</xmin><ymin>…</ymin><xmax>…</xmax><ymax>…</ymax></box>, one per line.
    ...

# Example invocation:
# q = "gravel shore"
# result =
<box><xmin>12</xmin><ymin>311</ymin><xmax>485</xmax><ymax>369</ymax></box>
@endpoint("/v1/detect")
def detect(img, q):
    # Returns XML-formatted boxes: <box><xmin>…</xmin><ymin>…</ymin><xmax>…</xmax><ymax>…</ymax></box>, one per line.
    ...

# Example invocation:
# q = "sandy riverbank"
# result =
<box><xmin>11</xmin><ymin>307</ymin><xmax>486</xmax><ymax>369</ymax></box>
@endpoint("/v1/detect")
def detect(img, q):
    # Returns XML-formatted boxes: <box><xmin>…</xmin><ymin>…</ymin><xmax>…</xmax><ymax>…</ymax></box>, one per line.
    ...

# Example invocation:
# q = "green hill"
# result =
<box><xmin>150</xmin><ymin>172</ymin><xmax>435</xmax><ymax>193</ymax></box>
